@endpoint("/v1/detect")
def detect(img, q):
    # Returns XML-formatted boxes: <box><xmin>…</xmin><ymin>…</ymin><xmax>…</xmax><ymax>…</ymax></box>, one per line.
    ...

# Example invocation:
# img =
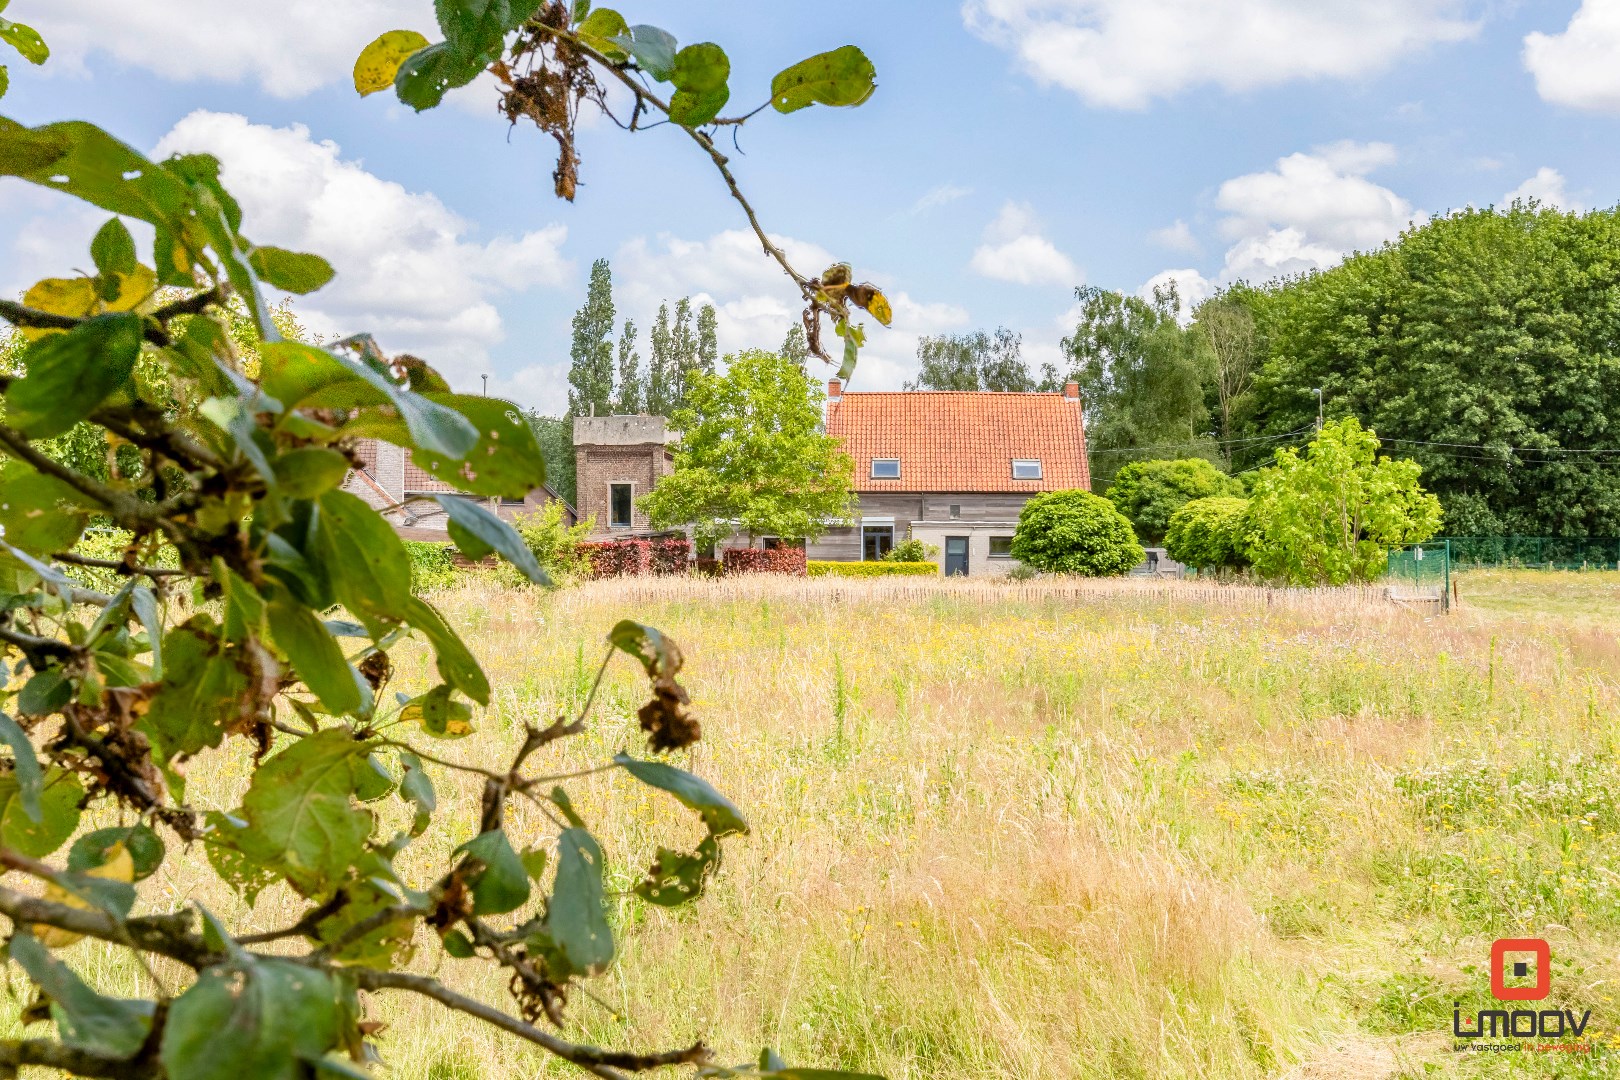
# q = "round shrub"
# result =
<box><xmin>1164</xmin><ymin>496</ymin><xmax>1251</xmax><ymax>572</ymax></box>
<box><xmin>1010</xmin><ymin>490</ymin><xmax>1144</xmax><ymax>577</ymax></box>
<box><xmin>1105</xmin><ymin>458</ymin><xmax>1244</xmax><ymax>543</ymax></box>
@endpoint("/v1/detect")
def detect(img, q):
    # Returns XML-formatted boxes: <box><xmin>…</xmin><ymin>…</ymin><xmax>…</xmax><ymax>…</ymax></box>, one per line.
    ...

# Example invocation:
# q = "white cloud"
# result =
<box><xmin>963</xmin><ymin>0</ymin><xmax>1481</xmax><ymax>109</ymax></box>
<box><xmin>1503</xmin><ymin>167</ymin><xmax>1581</xmax><ymax>211</ymax></box>
<box><xmin>1211</xmin><ymin>142</ymin><xmax>1419</xmax><ymax>279</ymax></box>
<box><xmin>153</xmin><ymin>111</ymin><xmax>570</xmax><ymax>390</ymax></box>
<box><xmin>1139</xmin><ymin>269</ymin><xmax>1213</xmax><ymax>323</ymax></box>
<box><xmin>29</xmin><ymin>1</ymin><xmax>434</xmax><ymax>98</ymax></box>
<box><xmin>969</xmin><ymin>201</ymin><xmax>1081</xmax><ymax>286</ymax></box>
<box><xmin>1525</xmin><ymin>1</ymin><xmax>1620</xmax><ymax>113</ymax></box>
<box><xmin>1149</xmin><ymin>219</ymin><xmax>1200</xmax><ymax>254</ymax></box>
<box><xmin>614</xmin><ymin>228</ymin><xmax>968</xmax><ymax>391</ymax></box>
<box><xmin>910</xmin><ymin>184</ymin><xmax>973</xmax><ymax>214</ymax></box>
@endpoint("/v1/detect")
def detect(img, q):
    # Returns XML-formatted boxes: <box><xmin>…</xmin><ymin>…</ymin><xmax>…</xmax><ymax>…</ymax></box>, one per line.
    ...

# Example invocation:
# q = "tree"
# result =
<box><xmin>671</xmin><ymin>297</ymin><xmax>697</xmax><ymax>410</ymax></box>
<box><xmin>614</xmin><ymin>318</ymin><xmax>643</xmax><ymax>414</ymax></box>
<box><xmin>526</xmin><ymin>411</ymin><xmax>577</xmax><ymax>505</ymax></box>
<box><xmin>781</xmin><ymin>323</ymin><xmax>809</xmax><ymax>365</ymax></box>
<box><xmin>0</xmin><ymin>6</ymin><xmax>885</xmax><ymax>1078</ymax></box>
<box><xmin>1106</xmin><ymin>458</ymin><xmax>1244</xmax><ymax>543</ymax></box>
<box><xmin>641</xmin><ymin>350</ymin><xmax>854</xmax><ymax>547</ymax></box>
<box><xmin>1192</xmin><ymin>295</ymin><xmax>1257</xmax><ymax>461</ymax></box>
<box><xmin>1228</xmin><ymin>204</ymin><xmax>1620</xmax><ymax>535</ymax></box>
<box><xmin>1244</xmin><ymin>418</ymin><xmax>1443</xmax><ymax>585</ymax></box>
<box><xmin>904</xmin><ymin>328</ymin><xmax>1035</xmax><ymax>391</ymax></box>
<box><xmin>646</xmin><ymin>301</ymin><xmax>676</xmax><ymax>416</ymax></box>
<box><xmin>696</xmin><ymin>302</ymin><xmax>719</xmax><ymax>375</ymax></box>
<box><xmin>1053</xmin><ymin>284</ymin><xmax>1213</xmax><ymax>487</ymax></box>
<box><xmin>1009</xmin><ymin>491</ymin><xmax>1144</xmax><ymax>576</ymax></box>
<box><xmin>1164</xmin><ymin>497</ymin><xmax>1250</xmax><ymax>573</ymax></box>
<box><xmin>567</xmin><ymin>257</ymin><xmax>615</xmax><ymax>418</ymax></box>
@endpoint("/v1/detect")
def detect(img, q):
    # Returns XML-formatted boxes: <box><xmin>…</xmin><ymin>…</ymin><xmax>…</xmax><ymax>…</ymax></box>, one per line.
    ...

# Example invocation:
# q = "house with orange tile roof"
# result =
<box><xmin>815</xmin><ymin>378</ymin><xmax>1091</xmax><ymax>576</ymax></box>
<box><xmin>342</xmin><ymin>438</ymin><xmax>576</xmax><ymax>541</ymax></box>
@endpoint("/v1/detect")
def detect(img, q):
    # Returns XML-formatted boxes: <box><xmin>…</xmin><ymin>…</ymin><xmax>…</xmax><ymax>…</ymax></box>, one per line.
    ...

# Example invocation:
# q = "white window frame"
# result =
<box><xmin>870</xmin><ymin>458</ymin><xmax>901</xmax><ymax>479</ymax></box>
<box><xmin>1011</xmin><ymin>459</ymin><xmax>1042</xmax><ymax>480</ymax></box>
<box><xmin>609</xmin><ymin>482</ymin><xmax>635</xmax><ymax>528</ymax></box>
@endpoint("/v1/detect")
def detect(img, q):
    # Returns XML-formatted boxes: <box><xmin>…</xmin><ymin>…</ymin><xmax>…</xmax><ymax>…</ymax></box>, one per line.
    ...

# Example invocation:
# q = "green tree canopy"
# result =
<box><xmin>614</xmin><ymin>317</ymin><xmax>643</xmax><ymax>414</ymax></box>
<box><xmin>1106</xmin><ymin>457</ymin><xmax>1244</xmax><ymax>543</ymax></box>
<box><xmin>1227</xmin><ymin>203</ymin><xmax>1620</xmax><ymax>535</ymax></box>
<box><xmin>567</xmin><ymin>257</ymin><xmax>615</xmax><ymax>418</ymax></box>
<box><xmin>1009</xmin><ymin>490</ymin><xmax>1144</xmax><ymax>577</ymax></box>
<box><xmin>1055</xmin><ymin>284</ymin><xmax>1214</xmax><ymax>487</ymax></box>
<box><xmin>904</xmin><ymin>328</ymin><xmax>1036</xmax><ymax>392</ymax></box>
<box><xmin>641</xmin><ymin>350</ymin><xmax>854</xmax><ymax>546</ymax></box>
<box><xmin>1244</xmin><ymin>418</ymin><xmax>1443</xmax><ymax>585</ymax></box>
<box><xmin>1164</xmin><ymin>496</ymin><xmax>1250</xmax><ymax>572</ymax></box>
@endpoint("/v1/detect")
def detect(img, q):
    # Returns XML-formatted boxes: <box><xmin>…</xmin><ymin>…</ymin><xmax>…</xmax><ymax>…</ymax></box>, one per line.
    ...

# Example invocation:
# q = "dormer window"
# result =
<box><xmin>871</xmin><ymin>458</ymin><xmax>900</xmax><ymax>479</ymax></box>
<box><xmin>1012</xmin><ymin>459</ymin><xmax>1042</xmax><ymax>480</ymax></box>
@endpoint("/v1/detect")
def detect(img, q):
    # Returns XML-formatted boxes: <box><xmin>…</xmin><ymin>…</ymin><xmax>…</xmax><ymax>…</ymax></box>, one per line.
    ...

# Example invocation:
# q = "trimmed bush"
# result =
<box><xmin>807</xmin><ymin>560</ymin><xmax>939</xmax><ymax>578</ymax></box>
<box><xmin>1010</xmin><ymin>490</ymin><xmax>1144</xmax><ymax>577</ymax></box>
<box><xmin>884</xmin><ymin>538</ymin><xmax>937</xmax><ymax>563</ymax></box>
<box><xmin>581</xmin><ymin>539</ymin><xmax>654</xmax><ymax>577</ymax></box>
<box><xmin>722</xmin><ymin>547</ymin><xmax>807</xmax><ymax>575</ymax></box>
<box><xmin>650</xmin><ymin>537</ymin><xmax>692</xmax><ymax>574</ymax></box>
<box><xmin>1106</xmin><ymin>458</ymin><xmax>1244</xmax><ymax>543</ymax></box>
<box><xmin>1164</xmin><ymin>497</ymin><xmax>1251</xmax><ymax>572</ymax></box>
<box><xmin>404</xmin><ymin>540</ymin><xmax>459</xmax><ymax>591</ymax></box>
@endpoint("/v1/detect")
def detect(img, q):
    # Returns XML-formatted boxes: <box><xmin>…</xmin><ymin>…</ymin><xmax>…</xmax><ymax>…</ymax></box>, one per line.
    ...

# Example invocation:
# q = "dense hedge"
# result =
<box><xmin>650</xmin><ymin>537</ymin><xmax>692</xmax><ymax>574</ymax></box>
<box><xmin>404</xmin><ymin>540</ymin><xmax>459</xmax><ymax>591</ymax></box>
<box><xmin>807</xmin><ymin>560</ymin><xmax>939</xmax><ymax>578</ymax></box>
<box><xmin>722</xmin><ymin>547</ymin><xmax>807</xmax><ymax>575</ymax></box>
<box><xmin>581</xmin><ymin>539</ymin><xmax>654</xmax><ymax>577</ymax></box>
<box><xmin>1164</xmin><ymin>497</ymin><xmax>1251</xmax><ymax>572</ymax></box>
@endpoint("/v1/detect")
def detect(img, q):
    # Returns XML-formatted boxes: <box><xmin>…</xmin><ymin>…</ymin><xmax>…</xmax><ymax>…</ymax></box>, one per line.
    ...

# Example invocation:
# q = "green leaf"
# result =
<box><xmin>131</xmin><ymin>586</ymin><xmax>163</xmax><ymax>679</ymax></box>
<box><xmin>456</xmin><ymin>829</ymin><xmax>531</xmax><ymax>915</ymax></box>
<box><xmin>634</xmin><ymin>834</ymin><xmax>722</xmax><ymax>907</ymax></box>
<box><xmin>0</xmin><ymin>460</ymin><xmax>87</xmax><ymax>556</ymax></box>
<box><xmin>541</xmin><ymin>827</ymin><xmax>613</xmax><ymax>977</ymax></box>
<box><xmin>392</xmin><ymin>41</ymin><xmax>464</xmax><ymax>111</ymax></box>
<box><xmin>0</xmin><ymin>64</ymin><xmax>9</xmax><ymax>99</ymax></box>
<box><xmin>408</xmin><ymin>394</ymin><xmax>546</xmax><ymax>499</ymax></box>
<box><xmin>89</xmin><ymin>217</ymin><xmax>137</xmax><ymax>277</ymax></box>
<box><xmin>436</xmin><ymin>0</ymin><xmax>532</xmax><ymax>66</ymax></box>
<box><xmin>440</xmin><ymin>929</ymin><xmax>475</xmax><ymax>958</ymax></box>
<box><xmin>434</xmin><ymin>495</ymin><xmax>547</xmax><ymax>583</ymax></box>
<box><xmin>354</xmin><ymin>29</ymin><xmax>431</xmax><ymax>96</ymax></box>
<box><xmin>161</xmin><ymin>958</ymin><xmax>350</xmax><ymax>1080</ymax></box>
<box><xmin>576</xmin><ymin>7</ymin><xmax>627</xmax><ymax>58</ymax></box>
<box><xmin>0</xmin><ymin>710</ymin><xmax>41</xmax><ymax>821</ymax></box>
<box><xmin>0</xmin><ymin>16</ymin><xmax>48</xmax><ymax>64</ymax></box>
<box><xmin>266</xmin><ymin>586</ymin><xmax>363</xmax><ymax>715</ymax></box>
<box><xmin>8</xmin><ymin>933</ymin><xmax>150</xmax><ymax>1061</ymax></box>
<box><xmin>272</xmin><ymin>447</ymin><xmax>350</xmax><ymax>499</ymax></box>
<box><xmin>606</xmin><ymin>620</ymin><xmax>683</xmax><ymax>681</ymax></box>
<box><xmin>202</xmin><ymin>812</ymin><xmax>275</xmax><ymax>905</ymax></box>
<box><xmin>138</xmin><ymin>622</ymin><xmax>249</xmax><ymax>763</ymax></box>
<box><xmin>520</xmin><ymin>847</ymin><xmax>548</xmax><ymax>881</ymax></box>
<box><xmin>17</xmin><ymin>667</ymin><xmax>69</xmax><ymax>716</ymax></box>
<box><xmin>315</xmin><ymin>490</ymin><xmax>415</xmax><ymax>625</ymax></box>
<box><xmin>0</xmin><ymin>768</ymin><xmax>83</xmax><ymax>857</ymax></box>
<box><xmin>248</xmin><ymin>246</ymin><xmax>335</xmax><ymax>294</ymax></box>
<box><xmin>770</xmin><ymin>46</ymin><xmax>877</xmax><ymax>114</ymax></box>
<box><xmin>401</xmin><ymin>684</ymin><xmax>475</xmax><ymax>739</ymax></box>
<box><xmin>610</xmin><ymin>24</ymin><xmax>677</xmax><ymax>80</ymax></box>
<box><xmin>5</xmin><ymin>312</ymin><xmax>142</xmax><ymax>438</ymax></box>
<box><xmin>614</xmin><ymin>754</ymin><xmax>748</xmax><ymax>836</ymax></box>
<box><xmin>404</xmin><ymin>595</ymin><xmax>490</xmax><ymax>705</ymax></box>
<box><xmin>70</xmin><ymin>824</ymin><xmax>166</xmax><ymax>882</ymax></box>
<box><xmin>397</xmin><ymin>751</ymin><xmax>436</xmax><ymax>836</ymax></box>
<box><xmin>240</xmin><ymin>729</ymin><xmax>375</xmax><ymax>897</ymax></box>
<box><xmin>668</xmin><ymin>43</ymin><xmax>730</xmax><ymax>127</ymax></box>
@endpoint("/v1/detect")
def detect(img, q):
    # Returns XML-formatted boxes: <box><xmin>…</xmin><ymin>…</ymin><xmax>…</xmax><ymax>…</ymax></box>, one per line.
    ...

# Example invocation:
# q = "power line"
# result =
<box><xmin>1089</xmin><ymin>426</ymin><xmax>1313</xmax><ymax>456</ymax></box>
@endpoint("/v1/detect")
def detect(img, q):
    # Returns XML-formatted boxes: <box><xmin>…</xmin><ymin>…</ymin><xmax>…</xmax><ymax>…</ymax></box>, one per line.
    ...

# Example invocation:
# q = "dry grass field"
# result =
<box><xmin>8</xmin><ymin>570</ymin><xmax>1620</xmax><ymax>1079</ymax></box>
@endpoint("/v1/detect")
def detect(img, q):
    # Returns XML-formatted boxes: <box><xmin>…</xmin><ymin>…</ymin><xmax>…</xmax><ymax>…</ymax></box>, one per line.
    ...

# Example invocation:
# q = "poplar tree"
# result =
<box><xmin>614</xmin><ymin>318</ymin><xmax>643</xmax><ymax>414</ymax></box>
<box><xmin>566</xmin><ymin>257</ymin><xmax>615</xmax><ymax>418</ymax></box>
<box><xmin>646</xmin><ymin>301</ymin><xmax>676</xmax><ymax>416</ymax></box>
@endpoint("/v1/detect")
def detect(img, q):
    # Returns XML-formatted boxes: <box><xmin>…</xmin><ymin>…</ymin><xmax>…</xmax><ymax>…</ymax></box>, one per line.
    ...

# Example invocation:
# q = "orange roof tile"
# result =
<box><xmin>826</xmin><ymin>389</ymin><xmax>1090</xmax><ymax>494</ymax></box>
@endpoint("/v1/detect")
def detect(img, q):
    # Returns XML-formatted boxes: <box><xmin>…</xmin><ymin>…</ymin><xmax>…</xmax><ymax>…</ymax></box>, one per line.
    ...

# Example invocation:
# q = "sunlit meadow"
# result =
<box><xmin>9</xmin><ymin>571</ymin><xmax>1620</xmax><ymax>1079</ymax></box>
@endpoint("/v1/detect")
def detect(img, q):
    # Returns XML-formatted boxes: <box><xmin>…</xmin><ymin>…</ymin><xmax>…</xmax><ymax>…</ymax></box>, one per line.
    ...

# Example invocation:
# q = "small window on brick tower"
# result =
<box><xmin>610</xmin><ymin>484</ymin><xmax>633</xmax><ymax>527</ymax></box>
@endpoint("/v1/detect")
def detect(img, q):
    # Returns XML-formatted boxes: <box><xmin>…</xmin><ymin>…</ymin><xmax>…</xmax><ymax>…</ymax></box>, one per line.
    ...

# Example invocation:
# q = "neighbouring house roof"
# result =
<box><xmin>825</xmin><ymin>386</ymin><xmax>1090</xmax><ymax>494</ymax></box>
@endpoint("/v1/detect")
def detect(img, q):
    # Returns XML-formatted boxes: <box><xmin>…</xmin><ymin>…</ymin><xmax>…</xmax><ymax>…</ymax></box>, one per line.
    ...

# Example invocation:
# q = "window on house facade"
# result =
<box><xmin>610</xmin><ymin>483</ymin><xmax>633</xmax><ymax>527</ymax></box>
<box><xmin>1012</xmin><ymin>459</ymin><xmax>1042</xmax><ymax>480</ymax></box>
<box><xmin>862</xmin><ymin>526</ymin><xmax>894</xmax><ymax>561</ymax></box>
<box><xmin>949</xmin><ymin>504</ymin><xmax>961</xmax><ymax>519</ymax></box>
<box><xmin>989</xmin><ymin>536</ymin><xmax>1015</xmax><ymax>558</ymax></box>
<box><xmin>870</xmin><ymin>458</ymin><xmax>900</xmax><ymax>479</ymax></box>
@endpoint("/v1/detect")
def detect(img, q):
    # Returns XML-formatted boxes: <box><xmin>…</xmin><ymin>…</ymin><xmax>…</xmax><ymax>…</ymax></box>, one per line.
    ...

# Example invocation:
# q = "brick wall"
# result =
<box><xmin>575</xmin><ymin>444</ymin><xmax>669</xmax><ymax>535</ymax></box>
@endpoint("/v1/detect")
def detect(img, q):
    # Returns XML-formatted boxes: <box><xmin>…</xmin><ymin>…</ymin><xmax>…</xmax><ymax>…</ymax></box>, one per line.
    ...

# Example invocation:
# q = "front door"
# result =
<box><xmin>944</xmin><ymin>536</ymin><xmax>969</xmax><ymax>577</ymax></box>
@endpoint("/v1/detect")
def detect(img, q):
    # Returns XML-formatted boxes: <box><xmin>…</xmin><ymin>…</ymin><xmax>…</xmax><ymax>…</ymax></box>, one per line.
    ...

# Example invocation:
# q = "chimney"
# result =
<box><xmin>828</xmin><ymin>378</ymin><xmax>842</xmax><ymax>402</ymax></box>
<box><xmin>1062</xmin><ymin>380</ymin><xmax>1079</xmax><ymax>400</ymax></box>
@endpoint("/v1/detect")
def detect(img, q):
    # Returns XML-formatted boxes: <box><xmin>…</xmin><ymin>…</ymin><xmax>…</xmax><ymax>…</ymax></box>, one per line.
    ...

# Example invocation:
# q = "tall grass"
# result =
<box><xmin>6</xmin><ymin>574</ymin><xmax>1620</xmax><ymax>1078</ymax></box>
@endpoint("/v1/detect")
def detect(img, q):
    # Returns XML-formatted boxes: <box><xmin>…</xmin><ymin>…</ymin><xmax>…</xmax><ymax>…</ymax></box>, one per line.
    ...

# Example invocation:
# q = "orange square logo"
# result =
<box><xmin>1491</xmin><ymin>938</ymin><xmax>1551</xmax><ymax>1001</ymax></box>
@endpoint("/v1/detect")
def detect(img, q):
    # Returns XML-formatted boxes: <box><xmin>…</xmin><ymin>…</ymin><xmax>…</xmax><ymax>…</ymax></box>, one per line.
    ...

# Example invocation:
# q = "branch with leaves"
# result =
<box><xmin>0</xmin><ymin>10</ymin><xmax>883</xmax><ymax>1077</ymax></box>
<box><xmin>353</xmin><ymin>0</ymin><xmax>893</xmax><ymax>378</ymax></box>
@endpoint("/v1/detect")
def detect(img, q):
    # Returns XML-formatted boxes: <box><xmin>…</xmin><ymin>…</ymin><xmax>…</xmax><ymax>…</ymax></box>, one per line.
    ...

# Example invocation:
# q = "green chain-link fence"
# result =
<box><xmin>1439</xmin><ymin>536</ymin><xmax>1620</xmax><ymax>570</ymax></box>
<box><xmin>1385</xmin><ymin>540</ymin><xmax>1451</xmax><ymax>610</ymax></box>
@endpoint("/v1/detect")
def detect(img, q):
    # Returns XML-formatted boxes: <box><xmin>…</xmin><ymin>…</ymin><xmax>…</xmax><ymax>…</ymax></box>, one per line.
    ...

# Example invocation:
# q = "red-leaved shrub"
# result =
<box><xmin>650</xmin><ymin>537</ymin><xmax>692</xmax><ymax>575</ymax></box>
<box><xmin>721</xmin><ymin>547</ymin><xmax>807</xmax><ymax>575</ymax></box>
<box><xmin>580</xmin><ymin>539</ymin><xmax>653</xmax><ymax>577</ymax></box>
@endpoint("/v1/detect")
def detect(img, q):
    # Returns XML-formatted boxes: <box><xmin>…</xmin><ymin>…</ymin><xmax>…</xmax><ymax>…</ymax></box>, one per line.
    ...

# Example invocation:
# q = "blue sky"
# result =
<box><xmin>4</xmin><ymin>1</ymin><xmax>1619</xmax><ymax>413</ymax></box>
